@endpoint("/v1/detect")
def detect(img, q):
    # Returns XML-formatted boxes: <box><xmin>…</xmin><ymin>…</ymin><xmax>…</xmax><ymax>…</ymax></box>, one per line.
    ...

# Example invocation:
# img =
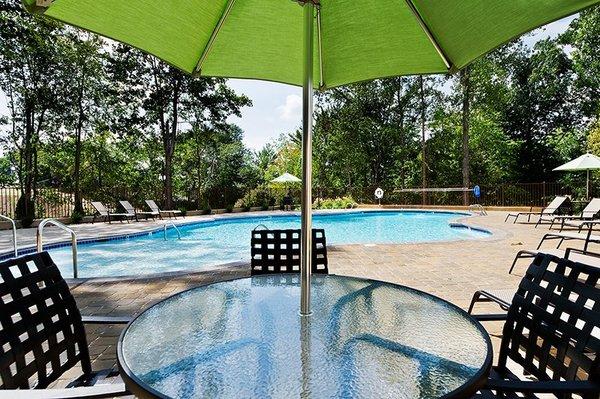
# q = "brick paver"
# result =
<box><xmin>2</xmin><ymin>210</ymin><xmax>586</xmax><ymax>391</ymax></box>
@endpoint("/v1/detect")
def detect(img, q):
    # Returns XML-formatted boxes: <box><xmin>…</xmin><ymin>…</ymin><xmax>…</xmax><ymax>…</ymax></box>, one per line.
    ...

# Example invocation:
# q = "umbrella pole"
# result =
<box><xmin>587</xmin><ymin>169</ymin><xmax>590</xmax><ymax>200</ymax></box>
<box><xmin>300</xmin><ymin>1</ymin><xmax>314</xmax><ymax>316</ymax></box>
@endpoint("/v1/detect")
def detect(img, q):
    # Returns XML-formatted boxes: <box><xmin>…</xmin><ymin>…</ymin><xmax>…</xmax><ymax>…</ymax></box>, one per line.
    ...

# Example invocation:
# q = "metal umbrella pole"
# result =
<box><xmin>300</xmin><ymin>0</ymin><xmax>314</xmax><ymax>316</ymax></box>
<box><xmin>587</xmin><ymin>169</ymin><xmax>590</xmax><ymax>200</ymax></box>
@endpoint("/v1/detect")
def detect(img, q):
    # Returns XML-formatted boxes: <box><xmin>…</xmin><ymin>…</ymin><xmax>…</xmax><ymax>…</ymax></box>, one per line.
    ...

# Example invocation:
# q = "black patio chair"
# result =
<box><xmin>472</xmin><ymin>253</ymin><xmax>600</xmax><ymax>398</ymax></box>
<box><xmin>0</xmin><ymin>252</ymin><xmax>131</xmax><ymax>398</ymax></box>
<box><xmin>250</xmin><ymin>228</ymin><xmax>328</xmax><ymax>275</ymax></box>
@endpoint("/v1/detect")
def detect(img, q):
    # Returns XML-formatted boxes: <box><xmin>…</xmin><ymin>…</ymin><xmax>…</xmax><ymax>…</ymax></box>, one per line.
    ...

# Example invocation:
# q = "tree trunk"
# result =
<box><xmin>17</xmin><ymin>103</ymin><xmax>36</xmax><ymax>224</ymax></box>
<box><xmin>73</xmin><ymin>81</ymin><xmax>85</xmax><ymax>214</ymax></box>
<box><xmin>162</xmin><ymin>75</ymin><xmax>180</xmax><ymax>209</ymax></box>
<box><xmin>419</xmin><ymin>76</ymin><xmax>428</xmax><ymax>206</ymax></box>
<box><xmin>461</xmin><ymin>68</ymin><xmax>471</xmax><ymax>206</ymax></box>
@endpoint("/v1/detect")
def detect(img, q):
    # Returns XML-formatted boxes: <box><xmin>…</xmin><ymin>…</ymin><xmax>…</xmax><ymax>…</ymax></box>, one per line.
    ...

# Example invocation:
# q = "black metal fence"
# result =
<box><xmin>0</xmin><ymin>182</ymin><xmax>574</xmax><ymax>221</ymax></box>
<box><xmin>315</xmin><ymin>182</ymin><xmax>573</xmax><ymax>208</ymax></box>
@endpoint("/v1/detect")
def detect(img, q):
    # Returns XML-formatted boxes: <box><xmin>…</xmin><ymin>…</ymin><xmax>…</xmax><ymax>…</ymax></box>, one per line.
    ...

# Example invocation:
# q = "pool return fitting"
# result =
<box><xmin>37</xmin><ymin>218</ymin><xmax>78</xmax><ymax>278</ymax></box>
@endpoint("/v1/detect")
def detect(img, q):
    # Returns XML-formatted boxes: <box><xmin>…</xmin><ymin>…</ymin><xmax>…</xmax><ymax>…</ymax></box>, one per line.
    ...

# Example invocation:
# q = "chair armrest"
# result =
<box><xmin>486</xmin><ymin>378</ymin><xmax>600</xmax><ymax>394</ymax></box>
<box><xmin>0</xmin><ymin>383</ymin><xmax>129</xmax><ymax>399</ymax></box>
<box><xmin>82</xmin><ymin>315</ymin><xmax>131</xmax><ymax>324</ymax></box>
<box><xmin>472</xmin><ymin>313</ymin><xmax>508</xmax><ymax>322</ymax></box>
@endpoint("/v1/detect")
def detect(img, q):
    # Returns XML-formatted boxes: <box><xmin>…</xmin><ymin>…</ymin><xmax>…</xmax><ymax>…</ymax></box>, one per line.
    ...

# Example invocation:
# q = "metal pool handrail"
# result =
<box><xmin>37</xmin><ymin>219</ymin><xmax>78</xmax><ymax>278</ymax></box>
<box><xmin>0</xmin><ymin>214</ymin><xmax>17</xmax><ymax>258</ymax></box>
<box><xmin>163</xmin><ymin>222</ymin><xmax>181</xmax><ymax>241</ymax></box>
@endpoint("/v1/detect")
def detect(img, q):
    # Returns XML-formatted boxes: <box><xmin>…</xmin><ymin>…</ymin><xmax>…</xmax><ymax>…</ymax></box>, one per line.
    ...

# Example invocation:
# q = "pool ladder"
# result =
<box><xmin>469</xmin><ymin>204</ymin><xmax>487</xmax><ymax>216</ymax></box>
<box><xmin>37</xmin><ymin>219</ymin><xmax>78</xmax><ymax>278</ymax></box>
<box><xmin>163</xmin><ymin>222</ymin><xmax>181</xmax><ymax>241</ymax></box>
<box><xmin>0</xmin><ymin>214</ymin><xmax>18</xmax><ymax>258</ymax></box>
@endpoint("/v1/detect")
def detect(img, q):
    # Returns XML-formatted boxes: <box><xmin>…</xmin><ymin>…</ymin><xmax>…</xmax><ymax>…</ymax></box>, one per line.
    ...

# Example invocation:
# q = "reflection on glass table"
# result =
<box><xmin>118</xmin><ymin>274</ymin><xmax>492</xmax><ymax>399</ymax></box>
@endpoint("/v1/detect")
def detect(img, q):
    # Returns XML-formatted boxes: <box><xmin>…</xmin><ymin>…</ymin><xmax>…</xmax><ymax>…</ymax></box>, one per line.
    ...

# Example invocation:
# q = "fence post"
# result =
<box><xmin>542</xmin><ymin>181</ymin><xmax>546</xmax><ymax>206</ymax></box>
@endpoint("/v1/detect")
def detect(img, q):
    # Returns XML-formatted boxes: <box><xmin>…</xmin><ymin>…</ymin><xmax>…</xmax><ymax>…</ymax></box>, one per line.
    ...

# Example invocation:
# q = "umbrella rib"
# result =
<box><xmin>195</xmin><ymin>0</ymin><xmax>237</xmax><ymax>75</ymax></box>
<box><xmin>404</xmin><ymin>0</ymin><xmax>452</xmax><ymax>71</ymax></box>
<box><xmin>317</xmin><ymin>7</ymin><xmax>325</xmax><ymax>90</ymax></box>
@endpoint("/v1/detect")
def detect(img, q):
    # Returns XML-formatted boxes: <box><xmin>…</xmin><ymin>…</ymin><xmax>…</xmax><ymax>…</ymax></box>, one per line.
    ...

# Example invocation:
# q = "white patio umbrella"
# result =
<box><xmin>553</xmin><ymin>153</ymin><xmax>600</xmax><ymax>199</ymax></box>
<box><xmin>271</xmin><ymin>173</ymin><xmax>302</xmax><ymax>184</ymax></box>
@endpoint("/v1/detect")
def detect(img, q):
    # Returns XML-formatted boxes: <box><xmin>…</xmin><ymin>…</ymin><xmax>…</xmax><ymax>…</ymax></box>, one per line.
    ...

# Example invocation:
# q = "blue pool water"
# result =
<box><xmin>47</xmin><ymin>211</ymin><xmax>489</xmax><ymax>278</ymax></box>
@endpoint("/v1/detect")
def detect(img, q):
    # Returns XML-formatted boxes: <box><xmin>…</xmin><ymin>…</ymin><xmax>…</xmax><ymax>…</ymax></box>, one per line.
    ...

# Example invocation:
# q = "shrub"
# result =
<box><xmin>235</xmin><ymin>185</ymin><xmax>276</xmax><ymax>209</ymax></box>
<box><xmin>313</xmin><ymin>196</ymin><xmax>358</xmax><ymax>210</ymax></box>
<box><xmin>70</xmin><ymin>210</ymin><xmax>84</xmax><ymax>224</ymax></box>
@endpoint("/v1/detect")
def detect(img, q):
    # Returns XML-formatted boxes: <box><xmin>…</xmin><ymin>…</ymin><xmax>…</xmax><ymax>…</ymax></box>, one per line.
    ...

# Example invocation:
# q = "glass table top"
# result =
<box><xmin>118</xmin><ymin>275</ymin><xmax>491</xmax><ymax>399</ymax></box>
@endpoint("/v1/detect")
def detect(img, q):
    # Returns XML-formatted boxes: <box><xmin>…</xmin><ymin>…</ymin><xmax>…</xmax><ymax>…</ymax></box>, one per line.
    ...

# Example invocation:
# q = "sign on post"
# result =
<box><xmin>375</xmin><ymin>187</ymin><xmax>384</xmax><ymax>206</ymax></box>
<box><xmin>473</xmin><ymin>185</ymin><xmax>481</xmax><ymax>199</ymax></box>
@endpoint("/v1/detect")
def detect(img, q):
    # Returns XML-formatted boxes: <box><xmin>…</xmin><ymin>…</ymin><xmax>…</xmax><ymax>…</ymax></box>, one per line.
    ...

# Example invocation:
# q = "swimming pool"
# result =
<box><xmin>45</xmin><ymin>211</ymin><xmax>489</xmax><ymax>278</ymax></box>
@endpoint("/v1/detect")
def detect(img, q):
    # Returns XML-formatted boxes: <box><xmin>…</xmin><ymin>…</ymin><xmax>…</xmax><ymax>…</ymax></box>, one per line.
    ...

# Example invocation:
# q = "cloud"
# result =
<box><xmin>277</xmin><ymin>94</ymin><xmax>302</xmax><ymax>121</ymax></box>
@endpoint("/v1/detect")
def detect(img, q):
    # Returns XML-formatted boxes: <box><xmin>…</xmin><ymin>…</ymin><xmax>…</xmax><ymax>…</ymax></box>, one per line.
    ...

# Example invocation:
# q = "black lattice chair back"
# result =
<box><xmin>0</xmin><ymin>252</ymin><xmax>91</xmax><ymax>389</ymax></box>
<box><xmin>498</xmin><ymin>253</ymin><xmax>600</xmax><ymax>396</ymax></box>
<box><xmin>251</xmin><ymin>229</ymin><xmax>328</xmax><ymax>275</ymax></box>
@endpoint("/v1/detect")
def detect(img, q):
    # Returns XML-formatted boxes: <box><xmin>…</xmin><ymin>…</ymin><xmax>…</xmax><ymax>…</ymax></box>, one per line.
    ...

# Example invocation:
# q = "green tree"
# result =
<box><xmin>0</xmin><ymin>0</ymin><xmax>68</xmax><ymax>224</ymax></box>
<box><xmin>109</xmin><ymin>47</ymin><xmax>250</xmax><ymax>208</ymax></box>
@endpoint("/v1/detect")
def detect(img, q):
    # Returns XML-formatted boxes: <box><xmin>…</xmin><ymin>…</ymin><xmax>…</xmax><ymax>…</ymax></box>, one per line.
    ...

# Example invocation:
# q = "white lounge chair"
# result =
<box><xmin>145</xmin><ymin>200</ymin><xmax>182</xmax><ymax>219</ymax></box>
<box><xmin>504</xmin><ymin>195</ymin><xmax>568</xmax><ymax>224</ymax></box>
<box><xmin>119</xmin><ymin>200</ymin><xmax>158</xmax><ymax>222</ymax></box>
<box><xmin>546</xmin><ymin>198</ymin><xmax>600</xmax><ymax>230</ymax></box>
<box><xmin>537</xmin><ymin>225</ymin><xmax>600</xmax><ymax>250</ymax></box>
<box><xmin>90</xmin><ymin>201</ymin><xmax>132</xmax><ymax>224</ymax></box>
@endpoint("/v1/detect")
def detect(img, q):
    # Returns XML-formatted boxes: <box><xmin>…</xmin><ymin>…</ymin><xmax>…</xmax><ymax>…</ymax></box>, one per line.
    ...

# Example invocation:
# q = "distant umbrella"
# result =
<box><xmin>553</xmin><ymin>153</ymin><xmax>600</xmax><ymax>199</ymax></box>
<box><xmin>271</xmin><ymin>173</ymin><xmax>301</xmax><ymax>184</ymax></box>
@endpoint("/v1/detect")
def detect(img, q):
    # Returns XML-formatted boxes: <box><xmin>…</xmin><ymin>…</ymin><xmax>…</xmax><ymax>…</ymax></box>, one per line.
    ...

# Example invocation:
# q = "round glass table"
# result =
<box><xmin>117</xmin><ymin>275</ymin><xmax>492</xmax><ymax>399</ymax></box>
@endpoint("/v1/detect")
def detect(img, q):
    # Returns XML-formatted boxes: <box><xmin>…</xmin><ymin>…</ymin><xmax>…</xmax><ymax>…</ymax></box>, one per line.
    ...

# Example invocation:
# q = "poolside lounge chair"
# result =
<box><xmin>504</xmin><ymin>195</ymin><xmax>568</xmax><ymax>224</ymax></box>
<box><xmin>250</xmin><ymin>228</ymin><xmax>328</xmax><ymax>275</ymax></box>
<box><xmin>471</xmin><ymin>253</ymin><xmax>600</xmax><ymax>398</ymax></box>
<box><xmin>0</xmin><ymin>252</ymin><xmax>131</xmax><ymax>397</ymax></box>
<box><xmin>145</xmin><ymin>199</ymin><xmax>182</xmax><ymax>219</ymax></box>
<box><xmin>90</xmin><ymin>201</ymin><xmax>132</xmax><ymax>224</ymax></box>
<box><xmin>537</xmin><ymin>227</ymin><xmax>600</xmax><ymax>250</ymax></box>
<box><xmin>471</xmin><ymin>247</ymin><xmax>600</xmax><ymax>314</ymax></box>
<box><xmin>543</xmin><ymin>197</ymin><xmax>600</xmax><ymax>229</ymax></box>
<box><xmin>119</xmin><ymin>200</ymin><xmax>157</xmax><ymax>222</ymax></box>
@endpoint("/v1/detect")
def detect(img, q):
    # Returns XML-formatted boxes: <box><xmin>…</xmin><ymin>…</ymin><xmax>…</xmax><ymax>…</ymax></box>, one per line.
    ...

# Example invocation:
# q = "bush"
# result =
<box><xmin>313</xmin><ymin>196</ymin><xmax>358</xmax><ymax>210</ymax></box>
<box><xmin>70</xmin><ymin>210</ymin><xmax>84</xmax><ymax>224</ymax></box>
<box><xmin>235</xmin><ymin>185</ymin><xmax>276</xmax><ymax>209</ymax></box>
<box><xmin>15</xmin><ymin>195</ymin><xmax>34</xmax><ymax>228</ymax></box>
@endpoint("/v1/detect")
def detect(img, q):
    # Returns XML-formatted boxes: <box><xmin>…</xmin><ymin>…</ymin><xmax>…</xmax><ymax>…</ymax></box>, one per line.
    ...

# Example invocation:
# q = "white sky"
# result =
<box><xmin>0</xmin><ymin>15</ymin><xmax>576</xmax><ymax>154</ymax></box>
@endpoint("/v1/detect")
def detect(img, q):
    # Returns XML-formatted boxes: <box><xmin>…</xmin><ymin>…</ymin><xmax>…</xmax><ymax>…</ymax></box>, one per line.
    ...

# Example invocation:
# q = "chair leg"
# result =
<box><xmin>509</xmin><ymin>251</ymin><xmax>534</xmax><ymax>274</ymax></box>
<box><xmin>468</xmin><ymin>291</ymin><xmax>482</xmax><ymax>314</ymax></box>
<box><xmin>509</xmin><ymin>253</ymin><xmax>520</xmax><ymax>274</ymax></box>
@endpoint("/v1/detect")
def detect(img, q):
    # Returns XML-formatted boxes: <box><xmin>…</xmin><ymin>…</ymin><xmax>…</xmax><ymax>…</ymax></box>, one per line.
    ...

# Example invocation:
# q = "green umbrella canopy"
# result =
<box><xmin>24</xmin><ymin>0</ymin><xmax>600</xmax><ymax>89</ymax></box>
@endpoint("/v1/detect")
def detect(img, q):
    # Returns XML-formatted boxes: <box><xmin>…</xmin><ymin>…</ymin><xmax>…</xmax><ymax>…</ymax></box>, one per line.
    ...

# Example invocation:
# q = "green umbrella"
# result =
<box><xmin>25</xmin><ymin>0</ymin><xmax>600</xmax><ymax>315</ymax></box>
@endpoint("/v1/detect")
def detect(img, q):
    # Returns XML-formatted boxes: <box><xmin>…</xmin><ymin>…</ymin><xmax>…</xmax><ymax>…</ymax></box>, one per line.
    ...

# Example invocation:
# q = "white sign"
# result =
<box><xmin>375</xmin><ymin>188</ymin><xmax>384</xmax><ymax>199</ymax></box>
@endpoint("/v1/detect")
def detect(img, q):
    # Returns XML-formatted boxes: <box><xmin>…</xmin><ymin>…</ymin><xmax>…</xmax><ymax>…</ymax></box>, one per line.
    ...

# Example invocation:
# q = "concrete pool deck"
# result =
<box><xmin>0</xmin><ymin>209</ymin><xmax>590</xmax><ymax>390</ymax></box>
